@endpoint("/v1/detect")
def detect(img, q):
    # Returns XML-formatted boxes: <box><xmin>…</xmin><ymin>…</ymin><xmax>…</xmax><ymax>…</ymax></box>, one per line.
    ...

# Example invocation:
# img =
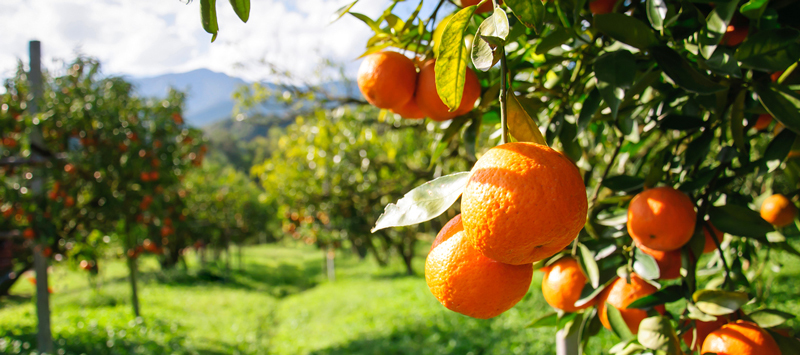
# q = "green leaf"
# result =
<box><xmin>658</xmin><ymin>115</ymin><xmax>705</xmax><ymax>130</ymax></box>
<box><xmin>697</xmin><ymin>0</ymin><xmax>738</xmax><ymax>58</ymax></box>
<box><xmin>628</xmin><ymin>285</ymin><xmax>683</xmax><ymax>309</ymax></box>
<box><xmin>684</xmin><ymin>129</ymin><xmax>714</xmax><ymax>167</ymax></box>
<box><xmin>706</xmin><ymin>47</ymin><xmax>742</xmax><ymax>78</ymax></box>
<box><xmin>687</xmin><ymin>302</ymin><xmax>718</xmax><ymax>322</ymax></box>
<box><xmin>633</xmin><ymin>247</ymin><xmax>660</xmax><ymax>280</ymax></box>
<box><xmin>769</xmin><ymin>329</ymin><xmax>800</xmax><ymax>355</ymax></box>
<box><xmin>371</xmin><ymin>172</ymin><xmax>470</xmax><ymax>232</ymax></box>
<box><xmin>579</xmin><ymin>243</ymin><xmax>600</xmax><ymax>288</ymax></box>
<box><xmin>595</xmin><ymin>50</ymin><xmax>636</xmax><ymax>119</ymax></box>
<box><xmin>763</xmin><ymin>129</ymin><xmax>797</xmax><ymax>169</ymax></box>
<box><xmin>505</xmin><ymin>0</ymin><xmax>545</xmax><ymax>34</ymax></box>
<box><xmin>464</xmin><ymin>115</ymin><xmax>482</xmax><ymax>160</ymax></box>
<box><xmin>740</xmin><ymin>0</ymin><xmax>769</xmax><ymax>19</ymax></box>
<box><xmin>200</xmin><ymin>0</ymin><xmax>219</xmax><ymax>42</ymax></box>
<box><xmin>331</xmin><ymin>0</ymin><xmax>359</xmax><ymax>23</ymax></box>
<box><xmin>606</xmin><ymin>302</ymin><xmax>636</xmax><ymax>340</ymax></box>
<box><xmin>594</xmin><ymin>13</ymin><xmax>659</xmax><ymax>50</ymax></box>
<box><xmin>749</xmin><ymin>309</ymin><xmax>796</xmax><ymax>328</ymax></box>
<box><xmin>637</xmin><ymin>316</ymin><xmax>681</xmax><ymax>353</ymax></box>
<box><xmin>646</xmin><ymin>0</ymin><xmax>667</xmax><ymax>31</ymax></box>
<box><xmin>736</xmin><ymin>28</ymin><xmax>800</xmax><ymax>72</ymax></box>
<box><xmin>692</xmin><ymin>290</ymin><xmax>750</xmax><ymax>316</ymax></box>
<box><xmin>669</xmin><ymin>2</ymin><xmax>705</xmax><ymax>40</ymax></box>
<box><xmin>708</xmin><ymin>205</ymin><xmax>774</xmax><ymax>239</ymax></box>
<box><xmin>429</xmin><ymin>117</ymin><xmax>470</xmax><ymax>169</ymax></box>
<box><xmin>527</xmin><ymin>312</ymin><xmax>559</xmax><ymax>328</ymax></box>
<box><xmin>651</xmin><ymin>46</ymin><xmax>726</xmax><ymax>94</ymax></box>
<box><xmin>578</xmin><ymin>88</ymin><xmax>601</xmax><ymax>133</ymax></box>
<box><xmin>229</xmin><ymin>0</ymin><xmax>250</xmax><ymax>22</ymax></box>
<box><xmin>602</xmin><ymin>175</ymin><xmax>645</xmax><ymax>192</ymax></box>
<box><xmin>436</xmin><ymin>5</ymin><xmax>476</xmax><ymax>111</ymax></box>
<box><xmin>507</xmin><ymin>93</ymin><xmax>547</xmax><ymax>145</ymax></box>
<box><xmin>472</xmin><ymin>8</ymin><xmax>510</xmax><ymax>72</ymax></box>
<box><xmin>575</xmin><ymin>268</ymin><xmax>618</xmax><ymax>307</ymax></box>
<box><xmin>350</xmin><ymin>12</ymin><xmax>383</xmax><ymax>33</ymax></box>
<box><xmin>535</xmin><ymin>28</ymin><xmax>571</xmax><ymax>55</ymax></box>
<box><xmin>755</xmin><ymin>82</ymin><xmax>800</xmax><ymax>135</ymax></box>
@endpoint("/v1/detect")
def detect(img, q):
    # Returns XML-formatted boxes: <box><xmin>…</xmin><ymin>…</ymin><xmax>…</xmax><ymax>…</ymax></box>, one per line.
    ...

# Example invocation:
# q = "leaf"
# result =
<box><xmin>575</xmin><ymin>268</ymin><xmax>618</xmax><ymax>307</ymax></box>
<box><xmin>692</xmin><ymin>290</ymin><xmax>750</xmax><ymax>316</ymax></box>
<box><xmin>200</xmin><ymin>0</ymin><xmax>219</xmax><ymax>42</ymax></box>
<box><xmin>350</xmin><ymin>12</ymin><xmax>383</xmax><ymax>33</ymax></box>
<box><xmin>472</xmin><ymin>8</ymin><xmax>510</xmax><ymax>71</ymax></box>
<box><xmin>769</xmin><ymin>329</ymin><xmax>800</xmax><ymax>355</ymax></box>
<box><xmin>436</xmin><ymin>5</ymin><xmax>477</xmax><ymax>112</ymax></box>
<box><xmin>749</xmin><ymin>309</ymin><xmax>795</xmax><ymax>328</ymax></box>
<box><xmin>578</xmin><ymin>243</ymin><xmax>600</xmax><ymax>288</ymax></box>
<box><xmin>464</xmin><ymin>115</ymin><xmax>482</xmax><ymax>160</ymax></box>
<box><xmin>755</xmin><ymin>82</ymin><xmax>800</xmax><ymax>135</ymax></box>
<box><xmin>697</xmin><ymin>0</ymin><xmax>738</xmax><ymax>59</ymax></box>
<box><xmin>708</xmin><ymin>205</ymin><xmax>774</xmax><ymax>239</ymax></box>
<box><xmin>331</xmin><ymin>0</ymin><xmax>359</xmax><ymax>23</ymax></box>
<box><xmin>578</xmin><ymin>88</ymin><xmax>601</xmax><ymax>133</ymax></box>
<box><xmin>669</xmin><ymin>2</ymin><xmax>705</xmax><ymax>40</ymax></box>
<box><xmin>646</xmin><ymin>0</ymin><xmax>667</xmax><ymax>31</ymax></box>
<box><xmin>651</xmin><ymin>46</ymin><xmax>726</xmax><ymax>94</ymax></box>
<box><xmin>527</xmin><ymin>312</ymin><xmax>559</xmax><ymax>328</ymax></box>
<box><xmin>595</xmin><ymin>50</ymin><xmax>636</xmax><ymax>119</ymax></box>
<box><xmin>507</xmin><ymin>93</ymin><xmax>547</xmax><ymax>145</ymax></box>
<box><xmin>559</xmin><ymin>121</ymin><xmax>582</xmax><ymax>162</ymax></box>
<box><xmin>429</xmin><ymin>117</ymin><xmax>470</xmax><ymax>168</ymax></box>
<box><xmin>633</xmin><ymin>247</ymin><xmax>661</xmax><ymax>280</ymax></box>
<box><xmin>606</xmin><ymin>302</ymin><xmax>635</xmax><ymax>340</ymax></box>
<box><xmin>628</xmin><ymin>285</ymin><xmax>683</xmax><ymax>309</ymax></box>
<box><xmin>638</xmin><ymin>316</ymin><xmax>681</xmax><ymax>353</ymax></box>
<box><xmin>371</xmin><ymin>172</ymin><xmax>470</xmax><ymax>232</ymax></box>
<box><xmin>505</xmin><ymin>0</ymin><xmax>545</xmax><ymax>34</ymax></box>
<box><xmin>763</xmin><ymin>129</ymin><xmax>797</xmax><ymax>169</ymax></box>
<box><xmin>229</xmin><ymin>0</ymin><xmax>250</xmax><ymax>22</ymax></box>
<box><xmin>594</xmin><ymin>13</ymin><xmax>659</xmax><ymax>50</ymax></box>
<box><xmin>687</xmin><ymin>302</ymin><xmax>718</xmax><ymax>322</ymax></box>
<box><xmin>706</xmin><ymin>47</ymin><xmax>742</xmax><ymax>78</ymax></box>
<box><xmin>658</xmin><ymin>115</ymin><xmax>705</xmax><ymax>131</ymax></box>
<box><xmin>535</xmin><ymin>28</ymin><xmax>571</xmax><ymax>55</ymax></box>
<box><xmin>602</xmin><ymin>175</ymin><xmax>645</xmax><ymax>192</ymax></box>
<box><xmin>740</xmin><ymin>0</ymin><xmax>769</xmax><ymax>19</ymax></box>
<box><xmin>735</xmin><ymin>28</ymin><xmax>800</xmax><ymax>72</ymax></box>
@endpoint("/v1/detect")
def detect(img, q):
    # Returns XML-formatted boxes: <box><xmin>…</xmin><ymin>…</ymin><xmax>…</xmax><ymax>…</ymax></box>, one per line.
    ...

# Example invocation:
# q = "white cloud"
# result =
<box><xmin>0</xmin><ymin>0</ymin><xmax>443</xmax><ymax>82</ymax></box>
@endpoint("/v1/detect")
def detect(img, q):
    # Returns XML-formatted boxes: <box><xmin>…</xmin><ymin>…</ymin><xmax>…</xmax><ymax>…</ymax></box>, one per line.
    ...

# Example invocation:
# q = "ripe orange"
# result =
<box><xmin>627</xmin><ymin>186</ymin><xmax>696</xmax><ymax>251</ymax></box>
<box><xmin>391</xmin><ymin>96</ymin><xmax>426</xmax><ymax>119</ymax></box>
<box><xmin>636</xmin><ymin>243</ymin><xmax>681</xmax><ymax>280</ymax></box>
<box><xmin>753</xmin><ymin>114</ymin><xmax>773</xmax><ymax>131</ymax></box>
<box><xmin>415</xmin><ymin>60</ymin><xmax>481</xmax><ymax>121</ymax></box>
<box><xmin>760</xmin><ymin>193</ymin><xmax>797</xmax><ymax>227</ymax></box>
<box><xmin>23</xmin><ymin>228</ymin><xmax>35</xmax><ymax>240</ymax></box>
<box><xmin>426</xmin><ymin>214</ymin><xmax>533</xmax><ymax>319</ymax></box>
<box><xmin>589</xmin><ymin>0</ymin><xmax>616</xmax><ymax>14</ymax></box>
<box><xmin>682</xmin><ymin>316</ymin><xmax>728</xmax><ymax>351</ymax></box>
<box><xmin>721</xmin><ymin>25</ymin><xmax>748</xmax><ymax>46</ymax></box>
<box><xmin>541</xmin><ymin>257</ymin><xmax>593</xmax><ymax>312</ymax></box>
<box><xmin>702</xmin><ymin>222</ymin><xmax>723</xmax><ymax>254</ymax></box>
<box><xmin>597</xmin><ymin>273</ymin><xmax>665</xmax><ymax>334</ymax></box>
<box><xmin>701</xmin><ymin>320</ymin><xmax>781</xmax><ymax>355</ymax></box>
<box><xmin>357</xmin><ymin>51</ymin><xmax>417</xmax><ymax>110</ymax></box>
<box><xmin>461</xmin><ymin>142</ymin><xmax>587</xmax><ymax>265</ymax></box>
<box><xmin>460</xmin><ymin>0</ymin><xmax>503</xmax><ymax>13</ymax></box>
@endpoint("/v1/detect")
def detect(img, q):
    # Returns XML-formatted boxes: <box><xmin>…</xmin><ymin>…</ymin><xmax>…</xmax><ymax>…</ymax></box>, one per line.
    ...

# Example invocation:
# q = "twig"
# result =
<box><xmin>499</xmin><ymin>47</ymin><xmax>509</xmax><ymax>144</ymax></box>
<box><xmin>589</xmin><ymin>134</ymin><xmax>624</xmax><ymax>208</ymax></box>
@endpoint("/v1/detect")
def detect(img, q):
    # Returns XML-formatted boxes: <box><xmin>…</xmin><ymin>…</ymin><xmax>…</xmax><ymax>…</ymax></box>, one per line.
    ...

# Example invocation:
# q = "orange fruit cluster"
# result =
<box><xmin>426</xmin><ymin>142</ymin><xmax>588</xmax><ymax>318</ymax></box>
<box><xmin>357</xmin><ymin>51</ymin><xmax>480</xmax><ymax>121</ymax></box>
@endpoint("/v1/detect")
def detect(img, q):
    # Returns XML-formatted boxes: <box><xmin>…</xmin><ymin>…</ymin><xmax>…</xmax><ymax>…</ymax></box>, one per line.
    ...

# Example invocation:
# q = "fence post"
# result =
<box><xmin>556</xmin><ymin>327</ymin><xmax>579</xmax><ymax>355</ymax></box>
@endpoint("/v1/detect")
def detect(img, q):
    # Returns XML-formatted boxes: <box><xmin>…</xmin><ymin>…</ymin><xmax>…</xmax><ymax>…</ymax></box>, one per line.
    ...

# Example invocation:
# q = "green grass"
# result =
<box><xmin>0</xmin><ymin>243</ymin><xmax>798</xmax><ymax>355</ymax></box>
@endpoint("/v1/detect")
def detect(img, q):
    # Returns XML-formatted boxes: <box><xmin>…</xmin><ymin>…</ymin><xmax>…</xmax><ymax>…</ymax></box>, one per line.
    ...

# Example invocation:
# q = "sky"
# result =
<box><xmin>1</xmin><ymin>0</ymin><xmax>446</xmax><ymax>82</ymax></box>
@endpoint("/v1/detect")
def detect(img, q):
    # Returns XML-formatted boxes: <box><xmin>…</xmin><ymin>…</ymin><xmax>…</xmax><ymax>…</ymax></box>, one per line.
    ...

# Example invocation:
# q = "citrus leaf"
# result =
<box><xmin>578</xmin><ymin>88</ymin><xmax>601</xmax><ymax>133</ymax></box>
<box><xmin>755</xmin><ymin>82</ymin><xmax>800</xmax><ymax>135</ymax></box>
<box><xmin>768</xmin><ymin>329</ymin><xmax>800</xmax><ymax>355</ymax></box>
<box><xmin>559</xmin><ymin>121</ymin><xmax>582</xmax><ymax>163</ymax></box>
<box><xmin>371</xmin><ymin>172</ymin><xmax>470</xmax><ymax>232</ymax></box>
<box><xmin>638</xmin><ymin>316</ymin><xmax>681</xmax><ymax>353</ymax></box>
<box><xmin>472</xmin><ymin>8</ymin><xmax>510</xmax><ymax>71</ymax></box>
<box><xmin>763</xmin><ymin>129</ymin><xmax>797</xmax><ymax>170</ymax></box>
<box><xmin>697</xmin><ymin>0</ymin><xmax>738</xmax><ymax>59</ymax></box>
<box><xmin>602</xmin><ymin>175</ymin><xmax>645</xmax><ymax>192</ymax></box>
<box><xmin>628</xmin><ymin>285</ymin><xmax>683</xmax><ymax>309</ymax></box>
<box><xmin>646</xmin><ymin>0</ymin><xmax>667</xmax><ymax>31</ymax></box>
<box><xmin>575</xmin><ymin>268</ymin><xmax>617</xmax><ymax>308</ymax></box>
<box><xmin>739</xmin><ymin>0</ymin><xmax>769</xmax><ymax>19</ymax></box>
<box><xmin>594</xmin><ymin>13</ymin><xmax>659</xmax><ymax>50</ymax></box>
<box><xmin>633</xmin><ymin>247</ymin><xmax>660</xmax><ymax>280</ymax></box>
<box><xmin>595</xmin><ymin>50</ymin><xmax>636</xmax><ymax>119</ymax></box>
<box><xmin>749</xmin><ymin>309</ymin><xmax>795</xmax><ymax>328</ymax></box>
<box><xmin>229</xmin><ymin>0</ymin><xmax>250</xmax><ymax>22</ymax></box>
<box><xmin>706</xmin><ymin>47</ymin><xmax>742</xmax><ymax>78</ymax></box>
<box><xmin>658</xmin><ymin>115</ymin><xmax>705</xmax><ymax>131</ymax></box>
<box><xmin>436</xmin><ymin>6</ymin><xmax>476</xmax><ymax>112</ymax></box>
<box><xmin>687</xmin><ymin>302</ymin><xmax>718</xmax><ymax>322</ymax></box>
<box><xmin>505</xmin><ymin>0</ymin><xmax>545</xmax><ymax>34</ymax></box>
<box><xmin>606</xmin><ymin>302</ymin><xmax>636</xmax><ymax>340</ymax></box>
<box><xmin>692</xmin><ymin>290</ymin><xmax>750</xmax><ymax>316</ymax></box>
<box><xmin>200</xmin><ymin>0</ymin><xmax>219</xmax><ymax>42</ymax></box>
<box><xmin>527</xmin><ymin>312</ymin><xmax>559</xmax><ymax>328</ymax></box>
<box><xmin>735</xmin><ymin>28</ymin><xmax>800</xmax><ymax>72</ymax></box>
<box><xmin>708</xmin><ymin>205</ymin><xmax>773</xmax><ymax>239</ymax></box>
<box><xmin>429</xmin><ymin>117</ymin><xmax>470</xmax><ymax>169</ymax></box>
<box><xmin>535</xmin><ymin>28</ymin><xmax>571</xmax><ymax>55</ymax></box>
<box><xmin>579</xmin><ymin>243</ymin><xmax>600</xmax><ymax>288</ymax></box>
<box><xmin>331</xmin><ymin>0</ymin><xmax>359</xmax><ymax>23</ymax></box>
<box><xmin>507</xmin><ymin>93</ymin><xmax>547</xmax><ymax>145</ymax></box>
<box><xmin>651</xmin><ymin>46</ymin><xmax>726</xmax><ymax>94</ymax></box>
<box><xmin>350</xmin><ymin>12</ymin><xmax>383</xmax><ymax>33</ymax></box>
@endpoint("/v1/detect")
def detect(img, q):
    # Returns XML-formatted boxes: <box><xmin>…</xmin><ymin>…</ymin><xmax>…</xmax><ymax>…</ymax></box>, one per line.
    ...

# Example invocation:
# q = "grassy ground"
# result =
<box><xmin>0</xmin><ymin>242</ymin><xmax>797</xmax><ymax>355</ymax></box>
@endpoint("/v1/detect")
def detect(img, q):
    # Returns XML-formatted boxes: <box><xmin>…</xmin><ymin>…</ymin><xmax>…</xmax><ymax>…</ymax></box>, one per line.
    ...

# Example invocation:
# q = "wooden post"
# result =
<box><xmin>326</xmin><ymin>248</ymin><xmax>335</xmax><ymax>282</ymax></box>
<box><xmin>556</xmin><ymin>328</ymin><xmax>579</xmax><ymax>355</ymax></box>
<box><xmin>29</xmin><ymin>40</ymin><xmax>54</xmax><ymax>354</ymax></box>
<box><xmin>125</xmin><ymin>221</ymin><xmax>141</xmax><ymax>317</ymax></box>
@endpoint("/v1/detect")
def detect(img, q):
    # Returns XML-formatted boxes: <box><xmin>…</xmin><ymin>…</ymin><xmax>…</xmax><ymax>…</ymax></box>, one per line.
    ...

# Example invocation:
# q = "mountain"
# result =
<box><xmin>128</xmin><ymin>69</ymin><xmax>247</xmax><ymax>126</ymax></box>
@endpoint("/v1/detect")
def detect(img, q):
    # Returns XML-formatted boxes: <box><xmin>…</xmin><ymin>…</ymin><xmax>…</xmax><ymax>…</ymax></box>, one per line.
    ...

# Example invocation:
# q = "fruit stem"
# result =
<box><xmin>499</xmin><ymin>46</ymin><xmax>509</xmax><ymax>145</ymax></box>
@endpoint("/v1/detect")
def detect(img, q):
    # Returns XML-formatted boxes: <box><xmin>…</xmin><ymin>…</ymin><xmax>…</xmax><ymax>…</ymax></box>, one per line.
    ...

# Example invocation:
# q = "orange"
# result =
<box><xmin>391</xmin><ymin>96</ymin><xmax>426</xmax><ymax>119</ymax></box>
<box><xmin>589</xmin><ymin>0</ymin><xmax>616</xmax><ymax>14</ymax></box>
<box><xmin>415</xmin><ymin>60</ymin><xmax>481</xmax><ymax>121</ymax></box>
<box><xmin>627</xmin><ymin>186</ymin><xmax>696</xmax><ymax>251</ymax></box>
<box><xmin>753</xmin><ymin>114</ymin><xmax>773</xmax><ymax>131</ymax></box>
<box><xmin>701</xmin><ymin>320</ymin><xmax>781</xmax><ymax>355</ymax></box>
<box><xmin>460</xmin><ymin>0</ymin><xmax>503</xmax><ymax>13</ymax></box>
<box><xmin>541</xmin><ymin>257</ymin><xmax>593</xmax><ymax>312</ymax></box>
<box><xmin>461</xmin><ymin>142</ymin><xmax>587</xmax><ymax>265</ymax></box>
<box><xmin>721</xmin><ymin>25</ymin><xmax>748</xmax><ymax>46</ymax></box>
<box><xmin>702</xmin><ymin>222</ymin><xmax>723</xmax><ymax>254</ymax></box>
<box><xmin>597</xmin><ymin>273</ymin><xmax>665</xmax><ymax>334</ymax></box>
<box><xmin>760</xmin><ymin>193</ymin><xmax>797</xmax><ymax>227</ymax></box>
<box><xmin>357</xmin><ymin>51</ymin><xmax>417</xmax><ymax>110</ymax></box>
<box><xmin>636</xmin><ymin>243</ymin><xmax>681</xmax><ymax>280</ymax></box>
<box><xmin>682</xmin><ymin>316</ymin><xmax>728</xmax><ymax>351</ymax></box>
<box><xmin>425</xmin><ymin>214</ymin><xmax>533</xmax><ymax>319</ymax></box>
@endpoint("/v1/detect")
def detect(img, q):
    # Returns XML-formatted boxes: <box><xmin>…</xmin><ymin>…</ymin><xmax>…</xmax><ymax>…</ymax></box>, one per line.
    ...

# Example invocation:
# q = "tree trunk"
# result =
<box><xmin>238</xmin><ymin>243</ymin><xmax>243</xmax><ymax>270</ymax></box>
<box><xmin>326</xmin><ymin>248</ymin><xmax>336</xmax><ymax>282</ymax></box>
<box><xmin>400</xmin><ymin>230</ymin><xmax>416</xmax><ymax>276</ymax></box>
<box><xmin>127</xmin><ymin>256</ymin><xmax>141</xmax><ymax>317</ymax></box>
<box><xmin>34</xmin><ymin>249</ymin><xmax>53</xmax><ymax>354</ymax></box>
<box><xmin>0</xmin><ymin>262</ymin><xmax>32</xmax><ymax>296</ymax></box>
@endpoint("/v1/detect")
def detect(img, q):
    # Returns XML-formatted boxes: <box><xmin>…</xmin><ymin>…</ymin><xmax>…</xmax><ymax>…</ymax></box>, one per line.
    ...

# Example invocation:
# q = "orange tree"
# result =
<box><xmin>343</xmin><ymin>0</ymin><xmax>800</xmax><ymax>353</ymax></box>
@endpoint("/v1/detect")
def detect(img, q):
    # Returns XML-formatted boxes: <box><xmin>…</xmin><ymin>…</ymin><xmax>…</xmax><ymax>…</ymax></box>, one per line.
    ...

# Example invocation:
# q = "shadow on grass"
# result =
<box><xmin>0</xmin><ymin>294</ymin><xmax>31</xmax><ymax>308</ymax></box>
